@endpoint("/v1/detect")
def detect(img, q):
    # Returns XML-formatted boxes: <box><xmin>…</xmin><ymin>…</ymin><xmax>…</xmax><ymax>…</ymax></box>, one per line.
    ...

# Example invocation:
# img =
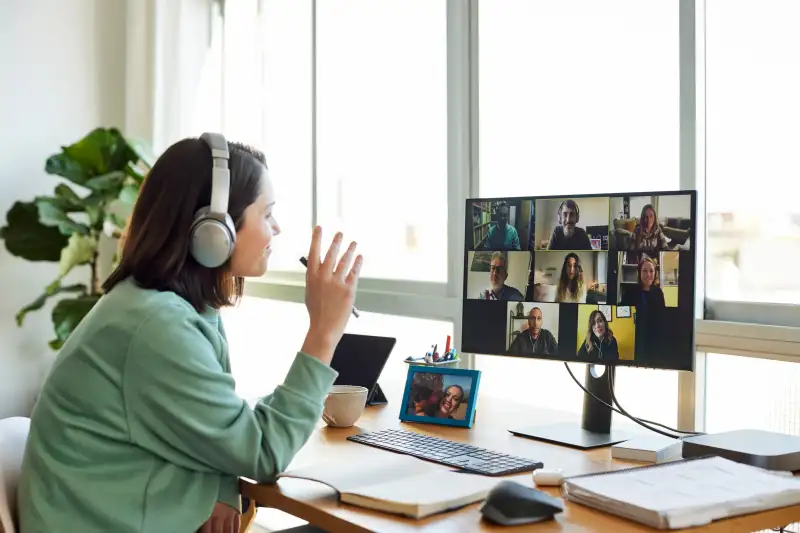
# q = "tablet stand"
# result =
<box><xmin>366</xmin><ymin>383</ymin><xmax>388</xmax><ymax>406</ymax></box>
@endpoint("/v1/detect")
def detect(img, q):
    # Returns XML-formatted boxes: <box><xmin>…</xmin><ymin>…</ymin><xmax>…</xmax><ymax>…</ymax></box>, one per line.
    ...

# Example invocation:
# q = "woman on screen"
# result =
<box><xmin>556</xmin><ymin>253</ymin><xmax>587</xmax><ymax>303</ymax></box>
<box><xmin>621</xmin><ymin>257</ymin><xmax>666</xmax><ymax>312</ymax></box>
<box><xmin>424</xmin><ymin>385</ymin><xmax>464</xmax><ymax>419</ymax></box>
<box><xmin>622</xmin><ymin>256</ymin><xmax>666</xmax><ymax>363</ymax></box>
<box><xmin>576</xmin><ymin>310</ymin><xmax>619</xmax><ymax>362</ymax></box>
<box><xmin>629</xmin><ymin>204</ymin><xmax>670</xmax><ymax>252</ymax></box>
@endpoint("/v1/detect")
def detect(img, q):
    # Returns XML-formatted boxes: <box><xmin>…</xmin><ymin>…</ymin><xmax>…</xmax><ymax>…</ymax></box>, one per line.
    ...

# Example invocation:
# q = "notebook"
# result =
<box><xmin>277</xmin><ymin>454</ymin><xmax>502</xmax><ymax>519</ymax></box>
<box><xmin>562</xmin><ymin>455</ymin><xmax>800</xmax><ymax>530</ymax></box>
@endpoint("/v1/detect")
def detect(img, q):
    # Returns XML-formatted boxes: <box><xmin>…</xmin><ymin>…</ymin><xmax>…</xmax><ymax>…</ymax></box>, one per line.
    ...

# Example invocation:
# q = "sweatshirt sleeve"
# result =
<box><xmin>123</xmin><ymin>312</ymin><xmax>337</xmax><ymax>483</ymax></box>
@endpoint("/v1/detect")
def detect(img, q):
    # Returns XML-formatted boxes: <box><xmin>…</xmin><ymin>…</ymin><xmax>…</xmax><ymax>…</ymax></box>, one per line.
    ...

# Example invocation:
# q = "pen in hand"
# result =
<box><xmin>299</xmin><ymin>256</ymin><xmax>360</xmax><ymax>318</ymax></box>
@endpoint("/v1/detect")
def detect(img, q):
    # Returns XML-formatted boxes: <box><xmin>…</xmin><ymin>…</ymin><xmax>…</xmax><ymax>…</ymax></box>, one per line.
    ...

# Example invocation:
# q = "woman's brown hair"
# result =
<box><xmin>103</xmin><ymin>137</ymin><xmax>267</xmax><ymax>312</ymax></box>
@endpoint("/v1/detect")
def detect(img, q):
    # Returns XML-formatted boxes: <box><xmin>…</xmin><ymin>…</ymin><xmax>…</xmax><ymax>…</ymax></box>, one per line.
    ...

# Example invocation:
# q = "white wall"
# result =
<box><xmin>0</xmin><ymin>0</ymin><xmax>126</xmax><ymax>418</ymax></box>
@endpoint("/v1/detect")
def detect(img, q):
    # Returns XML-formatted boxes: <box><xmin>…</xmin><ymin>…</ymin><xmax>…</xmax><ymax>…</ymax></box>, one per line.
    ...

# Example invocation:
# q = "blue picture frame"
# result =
<box><xmin>399</xmin><ymin>366</ymin><xmax>481</xmax><ymax>428</ymax></box>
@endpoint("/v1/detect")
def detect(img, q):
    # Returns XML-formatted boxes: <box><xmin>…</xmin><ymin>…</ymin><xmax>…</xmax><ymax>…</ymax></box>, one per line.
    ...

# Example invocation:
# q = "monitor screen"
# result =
<box><xmin>462</xmin><ymin>191</ymin><xmax>696</xmax><ymax>371</ymax></box>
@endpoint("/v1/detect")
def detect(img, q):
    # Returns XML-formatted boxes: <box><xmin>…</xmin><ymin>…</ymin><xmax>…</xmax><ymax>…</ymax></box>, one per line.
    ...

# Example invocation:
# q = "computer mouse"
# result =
<box><xmin>533</xmin><ymin>468</ymin><xmax>565</xmax><ymax>487</ymax></box>
<box><xmin>479</xmin><ymin>480</ymin><xmax>564</xmax><ymax>526</ymax></box>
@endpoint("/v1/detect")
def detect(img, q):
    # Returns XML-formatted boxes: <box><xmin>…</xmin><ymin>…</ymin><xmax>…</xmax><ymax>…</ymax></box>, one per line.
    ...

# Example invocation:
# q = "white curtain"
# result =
<box><xmin>124</xmin><ymin>0</ymin><xmax>216</xmax><ymax>153</ymax></box>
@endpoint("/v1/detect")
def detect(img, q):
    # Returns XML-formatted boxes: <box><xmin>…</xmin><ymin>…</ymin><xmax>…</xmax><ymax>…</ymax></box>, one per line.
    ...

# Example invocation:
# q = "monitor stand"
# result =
<box><xmin>508</xmin><ymin>364</ymin><xmax>632</xmax><ymax>450</ymax></box>
<box><xmin>366</xmin><ymin>383</ymin><xmax>388</xmax><ymax>406</ymax></box>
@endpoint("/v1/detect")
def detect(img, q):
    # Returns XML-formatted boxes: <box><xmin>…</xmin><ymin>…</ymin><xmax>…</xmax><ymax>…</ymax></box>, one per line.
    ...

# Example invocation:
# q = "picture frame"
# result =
<box><xmin>598</xmin><ymin>304</ymin><xmax>613</xmax><ymax>322</ymax></box>
<box><xmin>399</xmin><ymin>366</ymin><xmax>481</xmax><ymax>428</ymax></box>
<box><xmin>617</xmin><ymin>305</ymin><xmax>631</xmax><ymax>318</ymax></box>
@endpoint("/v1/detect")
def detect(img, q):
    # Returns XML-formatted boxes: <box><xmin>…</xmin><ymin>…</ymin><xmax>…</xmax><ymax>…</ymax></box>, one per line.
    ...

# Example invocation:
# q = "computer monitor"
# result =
<box><xmin>462</xmin><ymin>191</ymin><xmax>697</xmax><ymax>448</ymax></box>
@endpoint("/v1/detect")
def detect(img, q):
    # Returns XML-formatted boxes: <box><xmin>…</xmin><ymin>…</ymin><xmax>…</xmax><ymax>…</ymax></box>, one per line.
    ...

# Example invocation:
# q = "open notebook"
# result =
<box><xmin>562</xmin><ymin>455</ymin><xmax>800</xmax><ymax>530</ymax></box>
<box><xmin>277</xmin><ymin>454</ymin><xmax>502</xmax><ymax>519</ymax></box>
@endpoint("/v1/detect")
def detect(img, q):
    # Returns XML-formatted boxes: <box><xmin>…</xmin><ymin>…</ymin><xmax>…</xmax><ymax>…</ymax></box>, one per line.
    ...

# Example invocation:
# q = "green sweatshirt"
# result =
<box><xmin>17</xmin><ymin>277</ymin><xmax>337</xmax><ymax>533</ymax></box>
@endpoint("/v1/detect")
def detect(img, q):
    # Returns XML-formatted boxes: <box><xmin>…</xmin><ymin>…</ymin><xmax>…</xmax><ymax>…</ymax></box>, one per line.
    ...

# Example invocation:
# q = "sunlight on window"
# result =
<box><xmin>476</xmin><ymin>356</ymin><xmax>677</xmax><ymax>427</ymax></box>
<box><xmin>315</xmin><ymin>0</ymin><xmax>448</xmax><ymax>282</ymax></box>
<box><xmin>222</xmin><ymin>296</ymin><xmax>452</xmax><ymax>401</ymax></box>
<box><xmin>705</xmin><ymin>0</ymin><xmax>800</xmax><ymax>305</ymax></box>
<box><xmin>706</xmin><ymin>353</ymin><xmax>800</xmax><ymax>436</ymax></box>
<box><xmin>479</xmin><ymin>0</ymin><xmax>680</xmax><ymax>198</ymax></box>
<box><xmin>194</xmin><ymin>0</ymin><xmax>312</xmax><ymax>272</ymax></box>
<box><xmin>477</xmin><ymin>1</ymin><xmax>680</xmax><ymax>425</ymax></box>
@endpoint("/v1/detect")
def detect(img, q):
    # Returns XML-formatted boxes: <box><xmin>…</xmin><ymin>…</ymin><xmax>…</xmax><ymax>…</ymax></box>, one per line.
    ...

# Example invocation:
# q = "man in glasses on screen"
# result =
<box><xmin>508</xmin><ymin>307</ymin><xmax>558</xmax><ymax>356</ymax></box>
<box><xmin>480</xmin><ymin>252</ymin><xmax>524</xmax><ymax>301</ymax></box>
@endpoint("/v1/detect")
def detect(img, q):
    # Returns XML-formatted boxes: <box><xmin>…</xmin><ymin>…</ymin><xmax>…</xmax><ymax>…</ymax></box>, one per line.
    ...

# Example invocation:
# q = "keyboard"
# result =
<box><xmin>346</xmin><ymin>428</ymin><xmax>543</xmax><ymax>476</ymax></box>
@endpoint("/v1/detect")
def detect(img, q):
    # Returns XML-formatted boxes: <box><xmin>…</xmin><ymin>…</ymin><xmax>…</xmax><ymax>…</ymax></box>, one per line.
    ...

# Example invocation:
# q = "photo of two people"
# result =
<box><xmin>405</xmin><ymin>372</ymin><xmax>473</xmax><ymax>421</ymax></box>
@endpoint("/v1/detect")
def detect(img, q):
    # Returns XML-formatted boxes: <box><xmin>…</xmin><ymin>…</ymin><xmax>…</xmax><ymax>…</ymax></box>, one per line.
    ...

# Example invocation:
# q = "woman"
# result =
<box><xmin>576</xmin><ymin>310</ymin><xmax>619</xmax><ymax>362</ymax></box>
<box><xmin>621</xmin><ymin>257</ymin><xmax>666</xmax><ymax>362</ymax></box>
<box><xmin>629</xmin><ymin>204</ymin><xmax>670</xmax><ymax>252</ymax></box>
<box><xmin>423</xmin><ymin>385</ymin><xmax>464</xmax><ymax>419</ymax></box>
<box><xmin>556</xmin><ymin>253</ymin><xmax>587</xmax><ymax>303</ymax></box>
<box><xmin>621</xmin><ymin>257</ymin><xmax>666</xmax><ymax>312</ymax></box>
<box><xmin>17</xmin><ymin>135</ymin><xmax>362</xmax><ymax>533</ymax></box>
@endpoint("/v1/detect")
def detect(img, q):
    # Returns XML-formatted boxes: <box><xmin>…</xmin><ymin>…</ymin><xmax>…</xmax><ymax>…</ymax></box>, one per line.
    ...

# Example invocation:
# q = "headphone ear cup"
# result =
<box><xmin>189</xmin><ymin>208</ymin><xmax>236</xmax><ymax>268</ymax></box>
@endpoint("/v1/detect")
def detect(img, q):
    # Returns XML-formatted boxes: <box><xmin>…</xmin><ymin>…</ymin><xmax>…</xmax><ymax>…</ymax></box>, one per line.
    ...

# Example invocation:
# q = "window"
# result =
<box><xmin>195</xmin><ymin>0</ymin><xmax>312</xmax><ymax>272</ymax></box>
<box><xmin>315</xmin><ymin>0</ymin><xmax>448</xmax><ymax>282</ymax></box>
<box><xmin>477</xmin><ymin>1</ymin><xmax>681</xmax><ymax>425</ymax></box>
<box><xmin>705</xmin><ymin>353</ymin><xmax>800</xmax><ymax>436</ymax></box>
<box><xmin>222</xmin><ymin>296</ymin><xmax>452</xmax><ymax>401</ymax></box>
<box><xmin>477</xmin><ymin>357</ymin><xmax>677</xmax><ymax>428</ymax></box>
<box><xmin>705</xmin><ymin>0</ymin><xmax>800</xmax><ymax>306</ymax></box>
<box><xmin>478</xmin><ymin>0</ymin><xmax>680</xmax><ymax>198</ymax></box>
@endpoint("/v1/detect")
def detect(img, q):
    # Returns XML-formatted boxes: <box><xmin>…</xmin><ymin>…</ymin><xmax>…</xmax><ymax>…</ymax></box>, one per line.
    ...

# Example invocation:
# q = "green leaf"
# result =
<box><xmin>44</xmin><ymin>128</ymin><xmax>140</xmax><ymax>186</ymax></box>
<box><xmin>35</xmin><ymin>198</ymin><xmax>90</xmax><ymax>236</ymax></box>
<box><xmin>50</xmin><ymin>295</ymin><xmax>101</xmax><ymax>350</ymax></box>
<box><xmin>0</xmin><ymin>201</ymin><xmax>69</xmax><ymax>261</ymax></box>
<box><xmin>52</xmin><ymin>184</ymin><xmax>84</xmax><ymax>211</ymax></box>
<box><xmin>105</xmin><ymin>212</ymin><xmax>128</xmax><ymax>232</ymax></box>
<box><xmin>125</xmin><ymin>162</ymin><xmax>148</xmax><ymax>185</ymax></box>
<box><xmin>58</xmin><ymin>233</ymin><xmax>97</xmax><ymax>279</ymax></box>
<box><xmin>44</xmin><ymin>152</ymin><xmax>88</xmax><ymax>185</ymax></box>
<box><xmin>126</xmin><ymin>136</ymin><xmax>157</xmax><ymax>168</ymax></box>
<box><xmin>84</xmin><ymin>170</ymin><xmax>126</xmax><ymax>192</ymax></box>
<box><xmin>15</xmin><ymin>282</ymin><xmax>87</xmax><ymax>326</ymax></box>
<box><xmin>118</xmin><ymin>183</ymin><xmax>140</xmax><ymax>207</ymax></box>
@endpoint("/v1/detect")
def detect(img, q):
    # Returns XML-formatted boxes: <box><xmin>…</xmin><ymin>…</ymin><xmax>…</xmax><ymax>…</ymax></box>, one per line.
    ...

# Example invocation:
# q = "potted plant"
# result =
<box><xmin>0</xmin><ymin>127</ymin><xmax>154</xmax><ymax>349</ymax></box>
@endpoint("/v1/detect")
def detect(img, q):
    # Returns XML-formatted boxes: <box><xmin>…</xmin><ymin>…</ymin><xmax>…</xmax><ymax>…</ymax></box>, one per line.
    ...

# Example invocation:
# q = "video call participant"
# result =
<box><xmin>576</xmin><ymin>310</ymin><xmax>619</xmax><ymax>362</ymax></box>
<box><xmin>480</xmin><ymin>252</ymin><xmax>524</xmax><ymax>301</ymax></box>
<box><xmin>424</xmin><ymin>385</ymin><xmax>465</xmax><ymax>419</ymax></box>
<box><xmin>556</xmin><ymin>253</ymin><xmax>588</xmax><ymax>303</ymax></box>
<box><xmin>629</xmin><ymin>203</ymin><xmax>670</xmax><ymax>252</ymax></box>
<box><xmin>622</xmin><ymin>256</ymin><xmax>666</xmax><ymax>363</ymax></box>
<box><xmin>482</xmin><ymin>202</ymin><xmax>521</xmax><ymax>251</ymax></box>
<box><xmin>621</xmin><ymin>257</ymin><xmax>665</xmax><ymax>311</ymax></box>
<box><xmin>547</xmin><ymin>199</ymin><xmax>593</xmax><ymax>250</ymax></box>
<box><xmin>508</xmin><ymin>307</ymin><xmax>558</xmax><ymax>356</ymax></box>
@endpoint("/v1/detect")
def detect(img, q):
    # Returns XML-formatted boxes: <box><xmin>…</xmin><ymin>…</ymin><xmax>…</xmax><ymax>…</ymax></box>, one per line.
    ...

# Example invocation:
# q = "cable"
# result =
<box><xmin>563</xmin><ymin>363</ymin><xmax>703</xmax><ymax>438</ymax></box>
<box><xmin>607</xmin><ymin>369</ymin><xmax>686</xmax><ymax>439</ymax></box>
<box><xmin>563</xmin><ymin>363</ymin><xmax>680</xmax><ymax>438</ymax></box>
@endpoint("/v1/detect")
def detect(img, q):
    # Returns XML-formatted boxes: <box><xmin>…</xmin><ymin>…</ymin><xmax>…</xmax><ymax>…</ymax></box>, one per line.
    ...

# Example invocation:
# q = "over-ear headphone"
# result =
<box><xmin>557</xmin><ymin>199</ymin><xmax>580</xmax><ymax>224</ymax></box>
<box><xmin>189</xmin><ymin>132</ymin><xmax>236</xmax><ymax>268</ymax></box>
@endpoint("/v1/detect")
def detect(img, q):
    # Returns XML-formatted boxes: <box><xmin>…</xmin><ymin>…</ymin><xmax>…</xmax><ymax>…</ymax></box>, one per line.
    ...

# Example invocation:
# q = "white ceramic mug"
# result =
<box><xmin>322</xmin><ymin>385</ymin><xmax>368</xmax><ymax>428</ymax></box>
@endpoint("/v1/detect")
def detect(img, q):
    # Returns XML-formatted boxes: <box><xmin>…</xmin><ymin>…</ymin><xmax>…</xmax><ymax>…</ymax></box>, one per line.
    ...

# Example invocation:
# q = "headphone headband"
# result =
<box><xmin>189</xmin><ymin>132</ymin><xmax>236</xmax><ymax>268</ymax></box>
<box><xmin>200</xmin><ymin>132</ymin><xmax>230</xmax><ymax>215</ymax></box>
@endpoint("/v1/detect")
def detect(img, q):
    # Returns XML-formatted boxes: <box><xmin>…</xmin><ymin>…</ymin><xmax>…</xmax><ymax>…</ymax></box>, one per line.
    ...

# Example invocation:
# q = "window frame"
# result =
<box><xmin>216</xmin><ymin>0</ymin><xmax>800</xmax><ymax>434</ymax></box>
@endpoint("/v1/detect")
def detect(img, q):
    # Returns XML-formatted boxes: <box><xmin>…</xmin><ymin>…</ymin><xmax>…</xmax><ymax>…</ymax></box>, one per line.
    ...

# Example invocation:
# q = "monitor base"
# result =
<box><xmin>509</xmin><ymin>423</ymin><xmax>632</xmax><ymax>450</ymax></box>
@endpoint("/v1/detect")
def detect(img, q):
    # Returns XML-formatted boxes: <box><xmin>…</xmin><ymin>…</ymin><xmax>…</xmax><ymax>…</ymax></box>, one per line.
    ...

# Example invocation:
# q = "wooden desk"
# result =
<box><xmin>241</xmin><ymin>396</ymin><xmax>800</xmax><ymax>532</ymax></box>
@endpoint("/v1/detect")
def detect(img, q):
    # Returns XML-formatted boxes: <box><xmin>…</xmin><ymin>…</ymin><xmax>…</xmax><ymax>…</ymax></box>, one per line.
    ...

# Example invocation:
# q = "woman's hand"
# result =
<box><xmin>302</xmin><ymin>226</ymin><xmax>363</xmax><ymax>365</ymax></box>
<box><xmin>197</xmin><ymin>502</ymin><xmax>240</xmax><ymax>533</ymax></box>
